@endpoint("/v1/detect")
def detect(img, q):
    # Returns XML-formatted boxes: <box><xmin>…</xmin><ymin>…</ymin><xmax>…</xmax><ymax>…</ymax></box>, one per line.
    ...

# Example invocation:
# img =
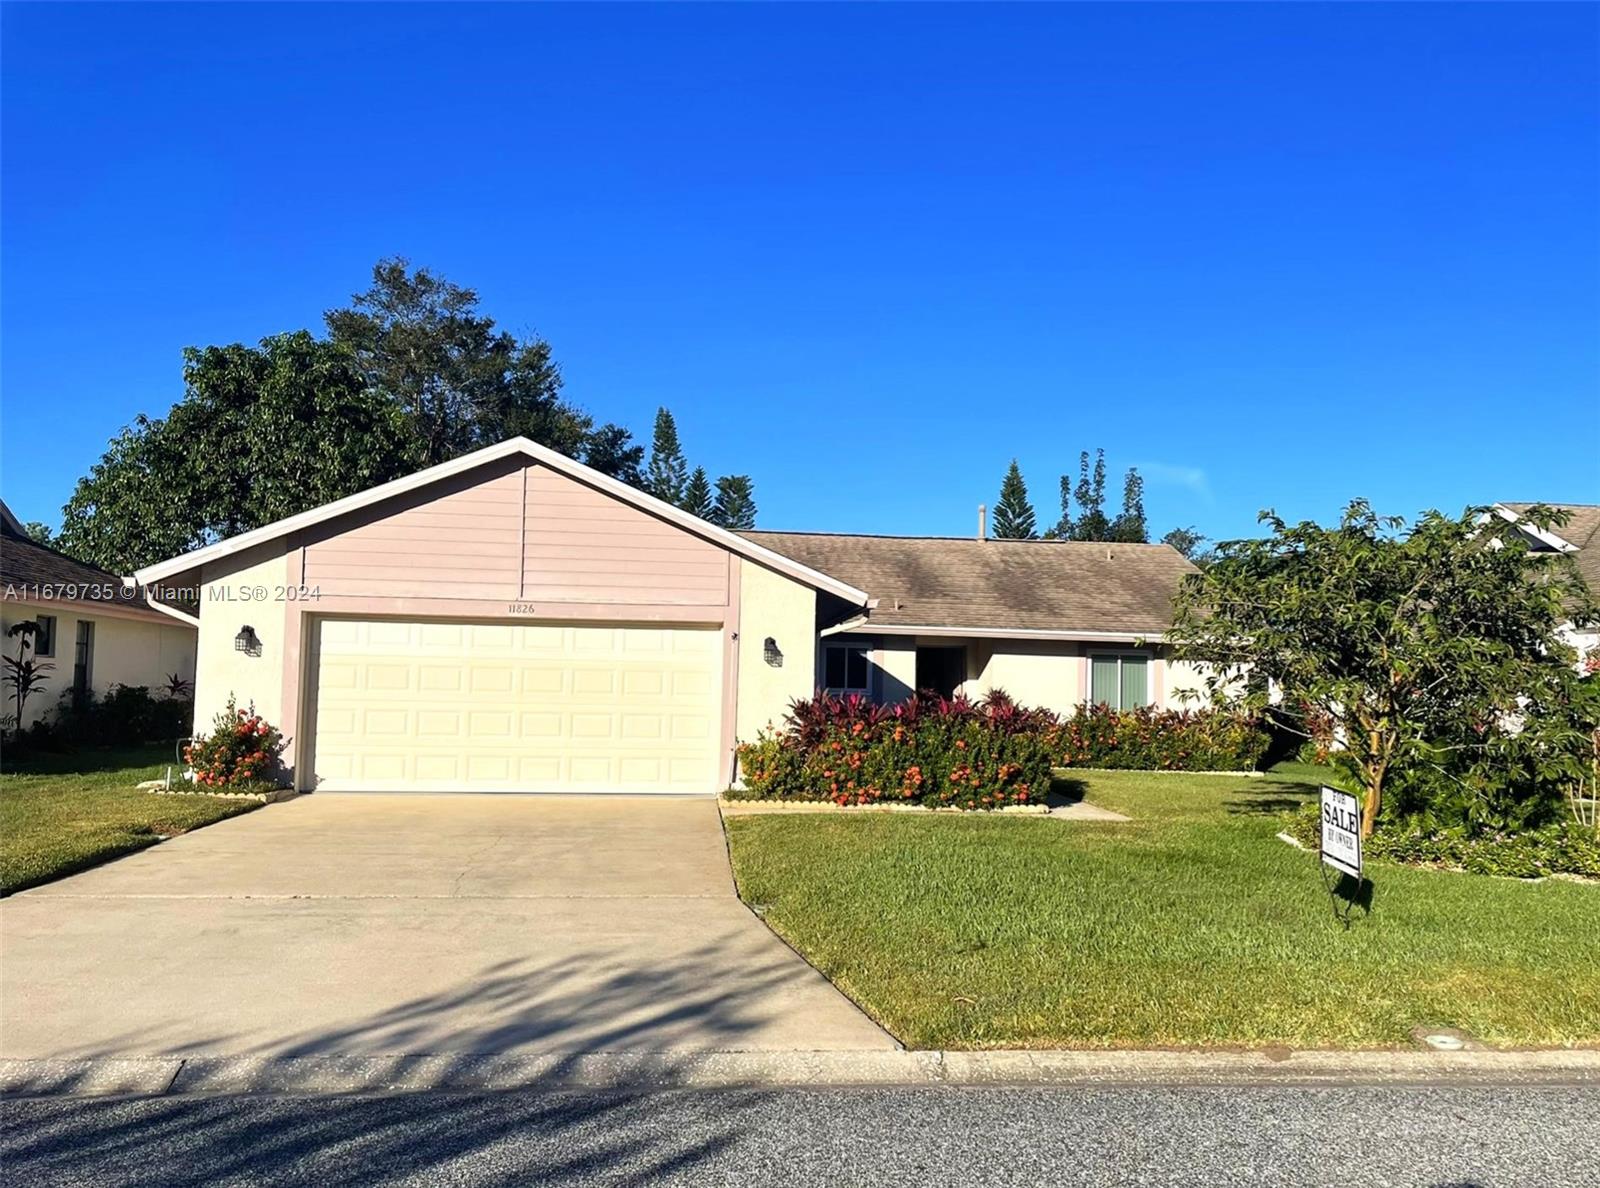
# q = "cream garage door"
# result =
<box><xmin>310</xmin><ymin>618</ymin><xmax>724</xmax><ymax>793</ymax></box>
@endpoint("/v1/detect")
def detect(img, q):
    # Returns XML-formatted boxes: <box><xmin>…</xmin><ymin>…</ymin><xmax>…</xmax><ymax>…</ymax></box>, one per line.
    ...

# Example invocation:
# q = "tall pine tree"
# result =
<box><xmin>711</xmin><ymin>475</ymin><xmax>757</xmax><ymax>530</ymax></box>
<box><xmin>1109</xmin><ymin>467</ymin><xmax>1148</xmax><ymax>542</ymax></box>
<box><xmin>1068</xmin><ymin>449</ymin><xmax>1111</xmax><ymax>541</ymax></box>
<box><xmin>682</xmin><ymin>467</ymin><xmax>714</xmax><ymax>519</ymax></box>
<box><xmin>644</xmin><ymin>407</ymin><xmax>689</xmax><ymax>506</ymax></box>
<box><xmin>991</xmin><ymin>460</ymin><xmax>1038</xmax><ymax>539</ymax></box>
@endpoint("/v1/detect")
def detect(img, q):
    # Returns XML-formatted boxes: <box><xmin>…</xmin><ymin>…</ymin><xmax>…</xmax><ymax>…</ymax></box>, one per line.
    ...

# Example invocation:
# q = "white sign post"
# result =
<box><xmin>1319</xmin><ymin>786</ymin><xmax>1362</xmax><ymax>879</ymax></box>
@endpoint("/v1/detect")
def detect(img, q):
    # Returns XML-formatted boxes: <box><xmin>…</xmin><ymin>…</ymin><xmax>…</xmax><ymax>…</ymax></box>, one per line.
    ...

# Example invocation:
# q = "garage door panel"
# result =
<box><xmin>311</xmin><ymin>618</ymin><xmax>723</xmax><ymax>794</ymax></box>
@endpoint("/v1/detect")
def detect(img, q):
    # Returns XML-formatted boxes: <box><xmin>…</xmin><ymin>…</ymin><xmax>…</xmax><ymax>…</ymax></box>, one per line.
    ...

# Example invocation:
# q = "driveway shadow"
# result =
<box><xmin>2</xmin><ymin>940</ymin><xmax>800</xmax><ymax>1185</ymax></box>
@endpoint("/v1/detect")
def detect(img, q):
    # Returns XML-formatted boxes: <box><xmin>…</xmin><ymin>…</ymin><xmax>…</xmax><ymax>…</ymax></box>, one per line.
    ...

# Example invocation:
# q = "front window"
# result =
<box><xmin>822</xmin><ymin>643</ymin><xmax>871</xmax><ymax>695</ymax></box>
<box><xmin>1090</xmin><ymin>652</ymin><xmax>1150</xmax><ymax>710</ymax></box>
<box><xmin>33</xmin><ymin>615</ymin><xmax>56</xmax><ymax>658</ymax></box>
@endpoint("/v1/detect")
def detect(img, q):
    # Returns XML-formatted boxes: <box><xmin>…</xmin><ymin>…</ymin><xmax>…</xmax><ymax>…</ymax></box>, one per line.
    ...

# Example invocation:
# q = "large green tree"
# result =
<box><xmin>1169</xmin><ymin>502</ymin><xmax>1597</xmax><ymax>837</ymax></box>
<box><xmin>1108</xmin><ymin>468</ymin><xmax>1148</xmax><ymax>543</ymax></box>
<box><xmin>710</xmin><ymin>475</ymin><xmax>757</xmax><ymax>530</ymax></box>
<box><xmin>1066</xmin><ymin>449</ymin><xmax>1110</xmax><ymax>541</ymax></box>
<box><xmin>325</xmin><ymin>258</ymin><xmax>641</xmax><ymax>479</ymax></box>
<box><xmin>645</xmin><ymin>407</ymin><xmax>689</xmax><ymax>506</ymax></box>
<box><xmin>58</xmin><ymin>333</ymin><xmax>414</xmax><ymax>572</ymax></box>
<box><xmin>991</xmin><ymin>460</ymin><xmax>1038</xmax><ymax>539</ymax></box>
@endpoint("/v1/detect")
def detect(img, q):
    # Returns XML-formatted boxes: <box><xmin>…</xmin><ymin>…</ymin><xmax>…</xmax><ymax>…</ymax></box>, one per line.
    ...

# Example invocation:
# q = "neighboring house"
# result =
<box><xmin>131</xmin><ymin>439</ymin><xmax>1198</xmax><ymax>796</ymax></box>
<box><xmin>0</xmin><ymin>501</ymin><xmax>197</xmax><ymax>729</ymax></box>
<box><xmin>1491</xmin><ymin>502</ymin><xmax>1600</xmax><ymax>658</ymax></box>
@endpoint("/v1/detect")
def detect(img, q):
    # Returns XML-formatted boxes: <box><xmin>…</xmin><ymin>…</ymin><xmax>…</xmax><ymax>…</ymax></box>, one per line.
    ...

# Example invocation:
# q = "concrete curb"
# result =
<box><xmin>4</xmin><ymin>1048</ymin><xmax>1597</xmax><ymax>1097</ymax></box>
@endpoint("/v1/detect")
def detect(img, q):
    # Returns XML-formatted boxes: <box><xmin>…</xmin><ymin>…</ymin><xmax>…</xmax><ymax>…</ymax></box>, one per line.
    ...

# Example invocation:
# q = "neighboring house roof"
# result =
<box><xmin>0</xmin><ymin>502</ymin><xmax>179</xmax><ymax>624</ymax></box>
<box><xmin>131</xmin><ymin>438</ymin><xmax>872</xmax><ymax>607</ymax></box>
<box><xmin>741</xmin><ymin>531</ymin><xmax>1197</xmax><ymax>639</ymax></box>
<box><xmin>1495</xmin><ymin>502</ymin><xmax>1600</xmax><ymax>604</ymax></box>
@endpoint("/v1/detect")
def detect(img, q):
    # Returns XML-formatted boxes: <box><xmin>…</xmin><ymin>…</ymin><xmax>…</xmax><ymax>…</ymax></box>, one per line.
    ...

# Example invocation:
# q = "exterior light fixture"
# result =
<box><xmin>763</xmin><ymin>637</ymin><xmax>783</xmax><ymax>667</ymax></box>
<box><xmin>235</xmin><ymin>625</ymin><xmax>260</xmax><ymax>655</ymax></box>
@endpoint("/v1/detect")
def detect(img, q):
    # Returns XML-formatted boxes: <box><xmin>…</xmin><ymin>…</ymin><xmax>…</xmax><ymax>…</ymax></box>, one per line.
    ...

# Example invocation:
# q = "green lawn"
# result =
<box><xmin>1</xmin><ymin>745</ymin><xmax>260</xmax><ymax>895</ymax></box>
<box><xmin>725</xmin><ymin>767</ymin><xmax>1600</xmax><ymax>1050</ymax></box>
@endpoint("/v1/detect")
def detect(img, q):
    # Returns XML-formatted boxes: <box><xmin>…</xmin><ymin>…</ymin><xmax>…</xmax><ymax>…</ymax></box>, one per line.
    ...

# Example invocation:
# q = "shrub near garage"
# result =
<box><xmin>734</xmin><ymin>692</ymin><xmax>1052</xmax><ymax>810</ymax></box>
<box><xmin>184</xmin><ymin>697</ymin><xmax>286</xmax><ymax>788</ymax></box>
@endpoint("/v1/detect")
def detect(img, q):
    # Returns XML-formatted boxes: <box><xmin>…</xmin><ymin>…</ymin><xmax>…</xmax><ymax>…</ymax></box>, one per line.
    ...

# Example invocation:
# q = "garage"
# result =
<box><xmin>132</xmin><ymin>438</ymin><xmax>867</xmax><ymax>796</ymax></box>
<box><xmin>309</xmin><ymin>617</ymin><xmax>723</xmax><ymax>794</ymax></box>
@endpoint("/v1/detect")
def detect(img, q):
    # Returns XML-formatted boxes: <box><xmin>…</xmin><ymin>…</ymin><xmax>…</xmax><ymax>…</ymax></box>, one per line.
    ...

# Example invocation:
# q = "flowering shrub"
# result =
<box><xmin>184</xmin><ymin>697</ymin><xmax>285</xmax><ymax>789</ymax></box>
<box><xmin>734</xmin><ymin>692</ymin><xmax>1052</xmax><ymax>810</ymax></box>
<box><xmin>1045</xmin><ymin>703</ymin><xmax>1270</xmax><ymax>772</ymax></box>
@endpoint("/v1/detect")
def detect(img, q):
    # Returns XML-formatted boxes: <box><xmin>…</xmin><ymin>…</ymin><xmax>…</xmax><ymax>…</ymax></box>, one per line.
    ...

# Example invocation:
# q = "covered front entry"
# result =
<box><xmin>308</xmin><ymin>617</ymin><xmax>724</xmax><ymax>794</ymax></box>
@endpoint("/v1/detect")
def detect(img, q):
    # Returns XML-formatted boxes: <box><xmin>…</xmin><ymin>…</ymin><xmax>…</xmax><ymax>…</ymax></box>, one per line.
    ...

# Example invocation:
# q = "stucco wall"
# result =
<box><xmin>972</xmin><ymin>640</ymin><xmax>1087</xmax><ymax>715</ymax></box>
<box><xmin>735</xmin><ymin>560</ymin><xmax>816</xmax><ymax>742</ymax></box>
<box><xmin>1163</xmin><ymin>657</ymin><xmax>1211</xmax><ymax>708</ymax></box>
<box><xmin>0</xmin><ymin>601</ymin><xmax>195</xmax><ymax>728</ymax></box>
<box><xmin>193</xmin><ymin>544</ymin><xmax>291</xmax><ymax>734</ymax></box>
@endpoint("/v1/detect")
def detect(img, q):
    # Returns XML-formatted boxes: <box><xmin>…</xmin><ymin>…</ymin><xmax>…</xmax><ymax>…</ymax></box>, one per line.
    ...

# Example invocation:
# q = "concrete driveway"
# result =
<box><xmin>0</xmin><ymin>795</ymin><xmax>893</xmax><ymax>1061</ymax></box>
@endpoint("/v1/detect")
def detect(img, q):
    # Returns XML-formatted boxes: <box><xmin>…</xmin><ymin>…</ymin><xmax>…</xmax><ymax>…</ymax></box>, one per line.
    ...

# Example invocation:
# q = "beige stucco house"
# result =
<box><xmin>0</xmin><ymin>502</ymin><xmax>196</xmax><ymax>729</ymax></box>
<box><xmin>132</xmin><ymin>439</ymin><xmax>1199</xmax><ymax>795</ymax></box>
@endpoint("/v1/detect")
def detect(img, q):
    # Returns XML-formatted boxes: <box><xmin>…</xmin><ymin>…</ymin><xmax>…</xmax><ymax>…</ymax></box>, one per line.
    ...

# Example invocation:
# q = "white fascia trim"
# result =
<box><xmin>1489</xmin><ymin>504</ymin><xmax>1579</xmax><ymax>553</ymax></box>
<box><xmin>819</xmin><ymin>622</ymin><xmax>1163</xmax><ymax>643</ymax></box>
<box><xmin>132</xmin><ymin>437</ymin><xmax>870</xmax><ymax>606</ymax></box>
<box><xmin>0</xmin><ymin>500</ymin><xmax>23</xmax><ymax>536</ymax></box>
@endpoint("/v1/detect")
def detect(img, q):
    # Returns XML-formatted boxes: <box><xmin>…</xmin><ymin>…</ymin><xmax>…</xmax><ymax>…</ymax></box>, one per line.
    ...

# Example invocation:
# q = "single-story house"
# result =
<box><xmin>1491</xmin><ymin>501</ymin><xmax>1600</xmax><ymax>658</ymax></box>
<box><xmin>131</xmin><ymin>439</ymin><xmax>1200</xmax><ymax>795</ymax></box>
<box><xmin>0</xmin><ymin>501</ymin><xmax>197</xmax><ymax>729</ymax></box>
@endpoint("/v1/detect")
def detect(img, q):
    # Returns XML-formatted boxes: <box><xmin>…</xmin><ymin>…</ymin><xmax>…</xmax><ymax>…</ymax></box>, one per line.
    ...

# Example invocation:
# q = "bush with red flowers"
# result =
<box><xmin>183</xmin><ymin>697</ymin><xmax>286</xmax><ymax>789</ymax></box>
<box><xmin>733</xmin><ymin>692</ymin><xmax>1051</xmax><ymax>810</ymax></box>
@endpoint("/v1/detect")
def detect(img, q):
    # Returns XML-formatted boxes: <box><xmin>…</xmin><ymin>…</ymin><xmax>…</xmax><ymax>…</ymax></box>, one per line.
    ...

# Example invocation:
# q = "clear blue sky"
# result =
<box><xmin>3</xmin><ymin>3</ymin><xmax>1596</xmax><ymax>544</ymax></box>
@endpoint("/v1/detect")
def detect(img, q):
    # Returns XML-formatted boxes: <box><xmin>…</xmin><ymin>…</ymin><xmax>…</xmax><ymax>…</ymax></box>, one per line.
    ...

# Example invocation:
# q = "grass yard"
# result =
<box><xmin>0</xmin><ymin>745</ymin><xmax>260</xmax><ymax>895</ymax></box>
<box><xmin>725</xmin><ymin>767</ymin><xmax>1600</xmax><ymax>1051</ymax></box>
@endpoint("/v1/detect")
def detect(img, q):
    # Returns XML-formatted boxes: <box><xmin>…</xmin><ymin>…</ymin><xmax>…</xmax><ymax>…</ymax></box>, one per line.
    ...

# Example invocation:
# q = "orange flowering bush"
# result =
<box><xmin>183</xmin><ymin>697</ymin><xmax>285</xmax><ymax>788</ymax></box>
<box><xmin>733</xmin><ymin>692</ymin><xmax>1051</xmax><ymax>810</ymax></box>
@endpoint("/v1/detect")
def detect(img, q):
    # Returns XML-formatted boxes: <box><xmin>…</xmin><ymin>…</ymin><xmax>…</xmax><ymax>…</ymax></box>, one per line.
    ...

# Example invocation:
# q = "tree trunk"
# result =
<box><xmin>1361</xmin><ymin>731</ymin><xmax>1386</xmax><ymax>839</ymax></box>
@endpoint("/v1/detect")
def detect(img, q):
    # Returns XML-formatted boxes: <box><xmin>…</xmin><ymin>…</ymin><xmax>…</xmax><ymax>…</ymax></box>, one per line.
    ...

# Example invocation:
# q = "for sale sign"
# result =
<box><xmin>1320</xmin><ymin>786</ymin><xmax>1362</xmax><ymax>879</ymax></box>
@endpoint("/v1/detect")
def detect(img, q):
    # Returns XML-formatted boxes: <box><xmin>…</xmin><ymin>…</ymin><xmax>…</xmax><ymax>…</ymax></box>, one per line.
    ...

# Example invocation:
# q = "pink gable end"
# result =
<box><xmin>298</xmin><ymin>458</ymin><xmax>731</xmax><ymax>607</ymax></box>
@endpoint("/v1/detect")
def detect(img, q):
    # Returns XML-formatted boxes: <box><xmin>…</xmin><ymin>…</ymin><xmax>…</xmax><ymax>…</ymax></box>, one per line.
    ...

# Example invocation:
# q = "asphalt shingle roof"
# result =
<box><xmin>0</xmin><ymin>516</ymin><xmax>162</xmax><ymax>614</ymax></box>
<box><xmin>740</xmin><ymin>531</ymin><xmax>1197</xmax><ymax>635</ymax></box>
<box><xmin>1500</xmin><ymin>502</ymin><xmax>1600</xmax><ymax>600</ymax></box>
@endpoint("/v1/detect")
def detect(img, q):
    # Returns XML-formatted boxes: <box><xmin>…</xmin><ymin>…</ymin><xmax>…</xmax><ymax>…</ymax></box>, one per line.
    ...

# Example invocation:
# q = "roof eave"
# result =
<box><xmin>820</xmin><ymin>622</ymin><xmax>1168</xmax><ymax>643</ymax></box>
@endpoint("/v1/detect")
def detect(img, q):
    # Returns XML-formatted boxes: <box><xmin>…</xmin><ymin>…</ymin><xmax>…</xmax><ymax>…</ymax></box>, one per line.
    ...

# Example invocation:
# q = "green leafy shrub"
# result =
<box><xmin>184</xmin><ymin>698</ymin><xmax>285</xmax><ymax>789</ymax></box>
<box><xmin>1045</xmin><ymin>703</ymin><xmax>1270</xmax><ymax>771</ymax></box>
<box><xmin>1285</xmin><ymin>805</ymin><xmax>1600</xmax><ymax>879</ymax></box>
<box><xmin>18</xmin><ymin>684</ymin><xmax>193</xmax><ymax>750</ymax></box>
<box><xmin>734</xmin><ymin>692</ymin><xmax>1051</xmax><ymax>810</ymax></box>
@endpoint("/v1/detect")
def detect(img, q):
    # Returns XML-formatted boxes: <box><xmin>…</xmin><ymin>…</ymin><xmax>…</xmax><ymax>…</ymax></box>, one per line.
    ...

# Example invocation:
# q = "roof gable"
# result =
<box><xmin>132</xmin><ymin>439</ymin><xmax>869</xmax><ymax>605</ymax></box>
<box><xmin>1495</xmin><ymin>502</ymin><xmax>1600</xmax><ymax>597</ymax></box>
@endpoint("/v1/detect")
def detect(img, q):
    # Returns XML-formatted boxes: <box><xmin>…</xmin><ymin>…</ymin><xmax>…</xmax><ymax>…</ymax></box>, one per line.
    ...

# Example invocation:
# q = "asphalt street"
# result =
<box><xmin>3</xmin><ymin>1083</ymin><xmax>1595</xmax><ymax>1187</ymax></box>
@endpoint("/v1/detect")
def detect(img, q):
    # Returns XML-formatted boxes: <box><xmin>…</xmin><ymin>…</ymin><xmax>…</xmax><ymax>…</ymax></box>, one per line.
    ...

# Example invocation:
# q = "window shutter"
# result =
<box><xmin>1119</xmin><ymin>655</ymin><xmax>1149</xmax><ymax>708</ymax></box>
<box><xmin>1090</xmin><ymin>655</ymin><xmax>1119</xmax><ymax>707</ymax></box>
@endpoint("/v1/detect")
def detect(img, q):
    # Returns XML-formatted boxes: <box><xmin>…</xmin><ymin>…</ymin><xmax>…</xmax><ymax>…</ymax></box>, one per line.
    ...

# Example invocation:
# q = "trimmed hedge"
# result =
<box><xmin>1045</xmin><ymin>703</ymin><xmax>1271</xmax><ymax>772</ymax></box>
<box><xmin>1286</xmin><ymin>805</ymin><xmax>1600</xmax><ymax>879</ymax></box>
<box><xmin>734</xmin><ymin>692</ymin><xmax>1052</xmax><ymax>810</ymax></box>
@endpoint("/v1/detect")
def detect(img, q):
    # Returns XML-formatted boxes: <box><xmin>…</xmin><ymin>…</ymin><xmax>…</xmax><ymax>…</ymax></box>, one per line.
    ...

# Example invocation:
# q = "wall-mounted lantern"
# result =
<box><xmin>234</xmin><ymin>625</ymin><xmax>261</xmax><ymax>656</ymax></box>
<box><xmin>763</xmin><ymin>636</ymin><xmax>783</xmax><ymax>667</ymax></box>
